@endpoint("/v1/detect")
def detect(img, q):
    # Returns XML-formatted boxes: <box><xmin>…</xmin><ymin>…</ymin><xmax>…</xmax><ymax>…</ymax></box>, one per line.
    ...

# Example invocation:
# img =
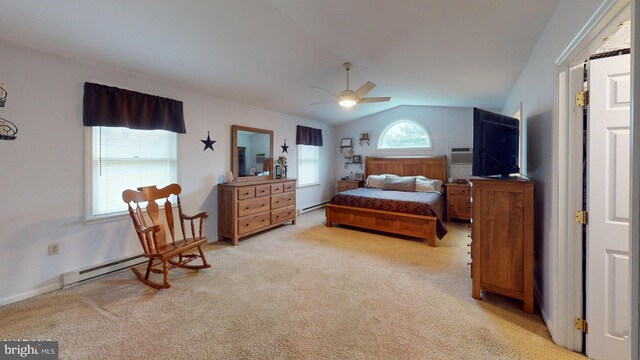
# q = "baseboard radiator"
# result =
<box><xmin>298</xmin><ymin>202</ymin><xmax>329</xmax><ymax>215</ymax></box>
<box><xmin>62</xmin><ymin>254</ymin><xmax>147</xmax><ymax>288</ymax></box>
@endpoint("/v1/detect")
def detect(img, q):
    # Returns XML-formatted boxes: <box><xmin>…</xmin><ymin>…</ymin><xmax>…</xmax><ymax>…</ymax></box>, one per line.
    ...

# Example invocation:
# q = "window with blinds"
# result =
<box><xmin>297</xmin><ymin>144</ymin><xmax>320</xmax><ymax>187</ymax></box>
<box><xmin>87</xmin><ymin>126</ymin><xmax>177</xmax><ymax>219</ymax></box>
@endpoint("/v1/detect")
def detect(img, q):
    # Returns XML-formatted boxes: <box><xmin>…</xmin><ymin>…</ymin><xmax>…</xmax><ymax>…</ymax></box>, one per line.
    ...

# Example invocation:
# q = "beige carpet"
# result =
<box><xmin>0</xmin><ymin>209</ymin><xmax>585</xmax><ymax>360</ymax></box>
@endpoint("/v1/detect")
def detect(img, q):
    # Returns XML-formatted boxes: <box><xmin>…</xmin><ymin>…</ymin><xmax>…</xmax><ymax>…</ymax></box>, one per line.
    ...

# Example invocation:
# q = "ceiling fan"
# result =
<box><xmin>311</xmin><ymin>62</ymin><xmax>391</xmax><ymax>108</ymax></box>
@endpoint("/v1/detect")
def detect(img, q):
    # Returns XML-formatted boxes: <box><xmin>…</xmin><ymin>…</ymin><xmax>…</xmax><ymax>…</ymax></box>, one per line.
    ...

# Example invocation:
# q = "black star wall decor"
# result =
<box><xmin>201</xmin><ymin>131</ymin><xmax>216</xmax><ymax>151</ymax></box>
<box><xmin>281</xmin><ymin>138</ymin><xmax>289</xmax><ymax>153</ymax></box>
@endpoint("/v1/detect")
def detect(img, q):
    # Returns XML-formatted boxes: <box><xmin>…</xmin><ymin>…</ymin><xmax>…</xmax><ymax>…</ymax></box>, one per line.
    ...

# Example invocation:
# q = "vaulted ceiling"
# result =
<box><xmin>0</xmin><ymin>0</ymin><xmax>560</xmax><ymax>124</ymax></box>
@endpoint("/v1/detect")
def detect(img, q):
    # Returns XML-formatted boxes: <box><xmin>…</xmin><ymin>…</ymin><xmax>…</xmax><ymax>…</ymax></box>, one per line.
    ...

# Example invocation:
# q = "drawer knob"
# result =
<box><xmin>246</xmin><ymin>207</ymin><xmax>249</xmax><ymax>210</ymax></box>
<box><xmin>245</xmin><ymin>224</ymin><xmax>249</xmax><ymax>227</ymax></box>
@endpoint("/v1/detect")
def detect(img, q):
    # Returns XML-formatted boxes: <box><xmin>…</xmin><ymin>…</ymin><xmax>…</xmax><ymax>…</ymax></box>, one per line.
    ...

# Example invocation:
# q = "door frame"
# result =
<box><xmin>554</xmin><ymin>0</ymin><xmax>632</xmax><ymax>352</ymax></box>
<box><xmin>631</xmin><ymin>3</ymin><xmax>640</xmax><ymax>359</ymax></box>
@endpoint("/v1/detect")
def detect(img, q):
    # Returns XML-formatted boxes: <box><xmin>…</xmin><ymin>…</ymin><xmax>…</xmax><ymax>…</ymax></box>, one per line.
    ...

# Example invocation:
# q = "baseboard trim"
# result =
<box><xmin>534</xmin><ymin>281</ymin><xmax>552</xmax><ymax>336</ymax></box>
<box><xmin>0</xmin><ymin>283</ymin><xmax>61</xmax><ymax>307</ymax></box>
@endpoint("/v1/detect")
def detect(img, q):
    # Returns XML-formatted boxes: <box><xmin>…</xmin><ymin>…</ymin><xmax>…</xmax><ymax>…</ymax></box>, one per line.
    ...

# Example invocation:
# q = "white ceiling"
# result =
<box><xmin>0</xmin><ymin>0</ymin><xmax>560</xmax><ymax>124</ymax></box>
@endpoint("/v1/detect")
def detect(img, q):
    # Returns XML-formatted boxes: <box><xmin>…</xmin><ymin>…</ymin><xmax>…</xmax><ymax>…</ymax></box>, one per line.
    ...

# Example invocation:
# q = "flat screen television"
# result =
<box><xmin>472</xmin><ymin>107</ymin><xmax>520</xmax><ymax>178</ymax></box>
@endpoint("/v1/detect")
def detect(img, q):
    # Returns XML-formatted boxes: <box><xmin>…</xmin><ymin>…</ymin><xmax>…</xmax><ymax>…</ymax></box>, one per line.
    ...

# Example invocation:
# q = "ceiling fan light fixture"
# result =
<box><xmin>338</xmin><ymin>90</ymin><xmax>357</xmax><ymax>108</ymax></box>
<box><xmin>339</xmin><ymin>98</ymin><xmax>357</xmax><ymax>108</ymax></box>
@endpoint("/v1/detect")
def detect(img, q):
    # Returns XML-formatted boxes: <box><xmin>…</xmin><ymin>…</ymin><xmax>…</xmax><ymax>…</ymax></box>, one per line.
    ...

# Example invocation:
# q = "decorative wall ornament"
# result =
<box><xmin>0</xmin><ymin>117</ymin><xmax>17</xmax><ymax>141</ymax></box>
<box><xmin>359</xmin><ymin>132</ymin><xmax>369</xmax><ymax>146</ymax></box>
<box><xmin>0</xmin><ymin>83</ymin><xmax>6</xmax><ymax>108</ymax></box>
<box><xmin>201</xmin><ymin>131</ymin><xmax>216</xmax><ymax>151</ymax></box>
<box><xmin>281</xmin><ymin>138</ymin><xmax>289</xmax><ymax>153</ymax></box>
<box><xmin>0</xmin><ymin>84</ymin><xmax>17</xmax><ymax>141</ymax></box>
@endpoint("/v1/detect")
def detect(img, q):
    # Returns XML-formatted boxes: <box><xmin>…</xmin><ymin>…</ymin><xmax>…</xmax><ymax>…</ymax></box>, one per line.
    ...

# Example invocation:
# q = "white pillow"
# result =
<box><xmin>365</xmin><ymin>174</ymin><xmax>398</xmax><ymax>188</ymax></box>
<box><xmin>415</xmin><ymin>178</ymin><xmax>443</xmax><ymax>193</ymax></box>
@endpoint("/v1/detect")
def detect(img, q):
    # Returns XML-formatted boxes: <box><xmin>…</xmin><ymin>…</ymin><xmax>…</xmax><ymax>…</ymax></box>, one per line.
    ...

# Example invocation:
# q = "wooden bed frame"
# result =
<box><xmin>325</xmin><ymin>156</ymin><xmax>447</xmax><ymax>247</ymax></box>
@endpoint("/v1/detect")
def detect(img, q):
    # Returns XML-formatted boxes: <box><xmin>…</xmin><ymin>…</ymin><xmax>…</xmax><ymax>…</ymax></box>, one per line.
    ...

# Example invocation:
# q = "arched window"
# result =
<box><xmin>377</xmin><ymin>120</ymin><xmax>433</xmax><ymax>149</ymax></box>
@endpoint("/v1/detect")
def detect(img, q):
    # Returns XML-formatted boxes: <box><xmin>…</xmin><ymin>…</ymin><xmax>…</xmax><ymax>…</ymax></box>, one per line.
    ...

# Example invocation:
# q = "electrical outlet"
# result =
<box><xmin>48</xmin><ymin>243</ymin><xmax>59</xmax><ymax>256</ymax></box>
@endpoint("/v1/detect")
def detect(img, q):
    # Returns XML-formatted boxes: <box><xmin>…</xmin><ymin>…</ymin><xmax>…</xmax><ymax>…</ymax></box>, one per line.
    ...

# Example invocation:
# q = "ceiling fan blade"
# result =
<box><xmin>354</xmin><ymin>82</ymin><xmax>376</xmax><ymax>98</ymax></box>
<box><xmin>312</xmin><ymin>87</ymin><xmax>338</xmax><ymax>99</ymax></box>
<box><xmin>310</xmin><ymin>100</ymin><xmax>337</xmax><ymax>105</ymax></box>
<box><xmin>359</xmin><ymin>97</ymin><xmax>391</xmax><ymax>103</ymax></box>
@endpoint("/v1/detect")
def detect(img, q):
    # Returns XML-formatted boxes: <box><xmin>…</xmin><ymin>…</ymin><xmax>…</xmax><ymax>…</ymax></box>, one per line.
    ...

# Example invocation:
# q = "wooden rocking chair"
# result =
<box><xmin>122</xmin><ymin>184</ymin><xmax>211</xmax><ymax>289</ymax></box>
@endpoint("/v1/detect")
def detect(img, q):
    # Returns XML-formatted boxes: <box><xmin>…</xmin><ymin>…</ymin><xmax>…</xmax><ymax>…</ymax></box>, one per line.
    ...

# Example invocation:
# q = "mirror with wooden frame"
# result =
<box><xmin>231</xmin><ymin>125</ymin><xmax>274</xmax><ymax>182</ymax></box>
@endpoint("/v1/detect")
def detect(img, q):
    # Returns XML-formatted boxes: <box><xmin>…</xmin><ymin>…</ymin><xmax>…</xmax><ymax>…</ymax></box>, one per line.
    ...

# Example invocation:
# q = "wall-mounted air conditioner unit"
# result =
<box><xmin>450</xmin><ymin>147</ymin><xmax>472</xmax><ymax>166</ymax></box>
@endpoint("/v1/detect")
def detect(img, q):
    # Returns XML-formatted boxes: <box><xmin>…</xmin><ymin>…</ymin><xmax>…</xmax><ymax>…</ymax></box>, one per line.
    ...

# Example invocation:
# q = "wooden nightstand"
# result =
<box><xmin>337</xmin><ymin>180</ymin><xmax>364</xmax><ymax>193</ymax></box>
<box><xmin>446</xmin><ymin>183</ymin><xmax>471</xmax><ymax>221</ymax></box>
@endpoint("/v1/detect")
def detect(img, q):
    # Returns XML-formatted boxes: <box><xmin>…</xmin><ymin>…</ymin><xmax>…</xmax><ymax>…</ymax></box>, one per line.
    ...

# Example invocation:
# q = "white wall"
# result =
<box><xmin>501</xmin><ymin>0</ymin><xmax>606</xmax><ymax>344</ymax></box>
<box><xmin>0</xmin><ymin>42</ymin><xmax>334</xmax><ymax>304</ymax></box>
<box><xmin>333</xmin><ymin>105</ymin><xmax>473</xmax><ymax>181</ymax></box>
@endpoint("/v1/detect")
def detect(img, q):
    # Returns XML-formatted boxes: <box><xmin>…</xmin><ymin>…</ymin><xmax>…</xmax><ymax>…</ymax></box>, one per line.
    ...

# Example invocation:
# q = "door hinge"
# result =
<box><xmin>576</xmin><ymin>91</ymin><xmax>589</xmax><ymax>107</ymax></box>
<box><xmin>575</xmin><ymin>318</ymin><xmax>588</xmax><ymax>333</ymax></box>
<box><xmin>575</xmin><ymin>210</ymin><xmax>588</xmax><ymax>225</ymax></box>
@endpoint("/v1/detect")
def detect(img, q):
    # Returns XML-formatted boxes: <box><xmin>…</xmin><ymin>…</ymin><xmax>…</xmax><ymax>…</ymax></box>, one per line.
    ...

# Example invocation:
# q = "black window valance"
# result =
<box><xmin>296</xmin><ymin>125</ymin><xmax>323</xmax><ymax>146</ymax></box>
<box><xmin>83</xmin><ymin>82</ymin><xmax>186</xmax><ymax>133</ymax></box>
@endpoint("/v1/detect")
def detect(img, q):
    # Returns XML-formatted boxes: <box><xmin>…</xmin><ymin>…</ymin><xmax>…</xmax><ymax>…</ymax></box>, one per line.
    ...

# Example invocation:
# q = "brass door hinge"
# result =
<box><xmin>576</xmin><ymin>91</ymin><xmax>589</xmax><ymax>107</ymax></box>
<box><xmin>575</xmin><ymin>318</ymin><xmax>588</xmax><ymax>333</ymax></box>
<box><xmin>575</xmin><ymin>210</ymin><xmax>588</xmax><ymax>225</ymax></box>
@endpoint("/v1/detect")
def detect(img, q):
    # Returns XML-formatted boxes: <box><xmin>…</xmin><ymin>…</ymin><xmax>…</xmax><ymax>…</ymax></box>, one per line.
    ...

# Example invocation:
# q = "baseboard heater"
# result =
<box><xmin>298</xmin><ymin>202</ymin><xmax>329</xmax><ymax>215</ymax></box>
<box><xmin>62</xmin><ymin>254</ymin><xmax>147</xmax><ymax>288</ymax></box>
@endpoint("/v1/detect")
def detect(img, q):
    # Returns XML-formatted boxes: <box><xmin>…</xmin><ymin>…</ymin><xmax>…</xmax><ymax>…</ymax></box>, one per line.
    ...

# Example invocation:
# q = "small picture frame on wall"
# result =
<box><xmin>352</xmin><ymin>155</ymin><xmax>362</xmax><ymax>164</ymax></box>
<box><xmin>355</xmin><ymin>172</ymin><xmax>364</xmax><ymax>181</ymax></box>
<box><xmin>340</xmin><ymin>138</ymin><xmax>353</xmax><ymax>147</ymax></box>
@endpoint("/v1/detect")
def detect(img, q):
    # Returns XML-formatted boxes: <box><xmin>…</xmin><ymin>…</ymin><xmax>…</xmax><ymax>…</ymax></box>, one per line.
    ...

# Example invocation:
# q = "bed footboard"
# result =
<box><xmin>325</xmin><ymin>204</ymin><xmax>437</xmax><ymax>247</ymax></box>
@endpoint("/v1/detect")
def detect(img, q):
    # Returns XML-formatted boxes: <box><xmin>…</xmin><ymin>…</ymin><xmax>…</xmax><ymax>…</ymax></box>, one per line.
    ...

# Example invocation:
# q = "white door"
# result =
<box><xmin>586</xmin><ymin>54</ymin><xmax>631</xmax><ymax>360</ymax></box>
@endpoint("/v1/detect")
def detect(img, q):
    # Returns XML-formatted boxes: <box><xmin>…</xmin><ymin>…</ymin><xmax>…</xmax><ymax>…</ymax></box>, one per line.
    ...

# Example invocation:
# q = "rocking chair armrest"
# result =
<box><xmin>181</xmin><ymin>212</ymin><xmax>209</xmax><ymax>221</ymax></box>
<box><xmin>134</xmin><ymin>224</ymin><xmax>161</xmax><ymax>235</ymax></box>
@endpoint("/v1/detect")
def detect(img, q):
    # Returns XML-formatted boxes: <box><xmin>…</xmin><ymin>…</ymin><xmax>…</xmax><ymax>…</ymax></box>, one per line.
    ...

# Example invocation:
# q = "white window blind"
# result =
<box><xmin>297</xmin><ymin>145</ymin><xmax>320</xmax><ymax>187</ymax></box>
<box><xmin>88</xmin><ymin>127</ymin><xmax>177</xmax><ymax>219</ymax></box>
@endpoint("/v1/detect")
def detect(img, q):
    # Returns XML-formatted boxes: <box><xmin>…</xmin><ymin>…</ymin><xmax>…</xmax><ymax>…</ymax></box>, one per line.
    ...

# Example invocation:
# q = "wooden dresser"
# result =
<box><xmin>445</xmin><ymin>183</ymin><xmax>471</xmax><ymax>221</ymax></box>
<box><xmin>470</xmin><ymin>176</ymin><xmax>534</xmax><ymax>313</ymax></box>
<box><xmin>336</xmin><ymin>180</ymin><xmax>364</xmax><ymax>193</ymax></box>
<box><xmin>218</xmin><ymin>178</ymin><xmax>296</xmax><ymax>246</ymax></box>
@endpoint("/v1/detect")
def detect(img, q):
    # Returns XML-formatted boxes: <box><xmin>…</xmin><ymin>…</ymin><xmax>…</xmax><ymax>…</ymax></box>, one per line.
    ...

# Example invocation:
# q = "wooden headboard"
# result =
<box><xmin>364</xmin><ymin>156</ymin><xmax>446</xmax><ymax>183</ymax></box>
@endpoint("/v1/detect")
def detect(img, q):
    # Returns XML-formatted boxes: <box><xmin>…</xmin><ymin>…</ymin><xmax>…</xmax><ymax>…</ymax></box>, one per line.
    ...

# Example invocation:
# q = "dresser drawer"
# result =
<box><xmin>255</xmin><ymin>184</ymin><xmax>271</xmax><ymax>197</ymax></box>
<box><xmin>283</xmin><ymin>181</ymin><xmax>296</xmax><ymax>192</ymax></box>
<box><xmin>238</xmin><ymin>212</ymin><xmax>270</xmax><ymax>234</ymax></box>
<box><xmin>238</xmin><ymin>196</ymin><xmax>270</xmax><ymax>217</ymax></box>
<box><xmin>342</xmin><ymin>182</ymin><xmax>358</xmax><ymax>190</ymax></box>
<box><xmin>237</xmin><ymin>187</ymin><xmax>255</xmax><ymax>200</ymax></box>
<box><xmin>271</xmin><ymin>205</ymin><xmax>295</xmax><ymax>223</ymax></box>
<box><xmin>271</xmin><ymin>183</ymin><xmax>283</xmax><ymax>194</ymax></box>
<box><xmin>448</xmin><ymin>185</ymin><xmax>470</xmax><ymax>195</ymax></box>
<box><xmin>271</xmin><ymin>192</ymin><xmax>295</xmax><ymax>209</ymax></box>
